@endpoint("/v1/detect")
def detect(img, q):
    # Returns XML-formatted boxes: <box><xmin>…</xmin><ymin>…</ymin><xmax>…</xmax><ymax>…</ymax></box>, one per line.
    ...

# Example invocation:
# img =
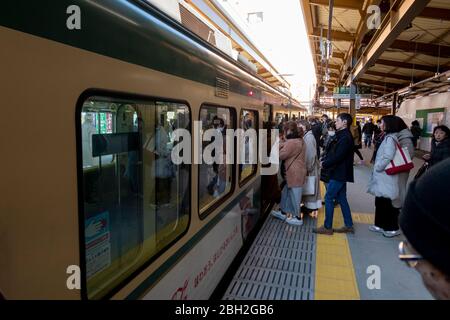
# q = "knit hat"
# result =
<box><xmin>399</xmin><ymin>158</ymin><xmax>450</xmax><ymax>276</ymax></box>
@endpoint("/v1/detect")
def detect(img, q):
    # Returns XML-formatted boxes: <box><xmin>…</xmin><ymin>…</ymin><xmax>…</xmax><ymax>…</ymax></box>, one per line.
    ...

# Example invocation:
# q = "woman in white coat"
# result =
<box><xmin>298</xmin><ymin>120</ymin><xmax>322</xmax><ymax>216</ymax></box>
<box><xmin>367</xmin><ymin>115</ymin><xmax>412</xmax><ymax>237</ymax></box>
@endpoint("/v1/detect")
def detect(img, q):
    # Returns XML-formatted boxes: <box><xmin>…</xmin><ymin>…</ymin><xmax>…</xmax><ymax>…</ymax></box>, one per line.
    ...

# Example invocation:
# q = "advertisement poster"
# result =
<box><xmin>426</xmin><ymin>112</ymin><xmax>444</xmax><ymax>134</ymax></box>
<box><xmin>85</xmin><ymin>211</ymin><xmax>111</xmax><ymax>278</ymax></box>
<box><xmin>416</xmin><ymin>108</ymin><xmax>446</xmax><ymax>137</ymax></box>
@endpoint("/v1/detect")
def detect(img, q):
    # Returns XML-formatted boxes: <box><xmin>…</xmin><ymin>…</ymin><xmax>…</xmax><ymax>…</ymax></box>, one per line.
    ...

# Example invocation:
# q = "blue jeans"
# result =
<box><xmin>364</xmin><ymin>134</ymin><xmax>372</xmax><ymax>147</ymax></box>
<box><xmin>324</xmin><ymin>180</ymin><xmax>353</xmax><ymax>229</ymax></box>
<box><xmin>280</xmin><ymin>185</ymin><xmax>302</xmax><ymax>218</ymax></box>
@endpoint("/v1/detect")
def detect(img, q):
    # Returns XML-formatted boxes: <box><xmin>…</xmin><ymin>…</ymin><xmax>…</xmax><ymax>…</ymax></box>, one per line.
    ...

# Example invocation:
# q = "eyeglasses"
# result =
<box><xmin>398</xmin><ymin>241</ymin><xmax>424</xmax><ymax>268</ymax></box>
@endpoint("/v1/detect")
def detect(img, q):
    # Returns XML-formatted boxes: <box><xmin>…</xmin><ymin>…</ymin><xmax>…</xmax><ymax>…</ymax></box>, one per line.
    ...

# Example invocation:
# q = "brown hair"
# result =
<box><xmin>298</xmin><ymin>120</ymin><xmax>311</xmax><ymax>131</ymax></box>
<box><xmin>285</xmin><ymin>121</ymin><xmax>304</xmax><ymax>138</ymax></box>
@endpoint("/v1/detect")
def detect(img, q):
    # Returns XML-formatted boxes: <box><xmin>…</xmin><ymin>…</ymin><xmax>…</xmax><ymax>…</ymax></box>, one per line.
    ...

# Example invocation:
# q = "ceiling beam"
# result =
<box><xmin>315</xmin><ymin>51</ymin><xmax>345</xmax><ymax>60</ymax></box>
<box><xmin>311</xmin><ymin>28</ymin><xmax>354</xmax><ymax>42</ymax></box>
<box><xmin>365</xmin><ymin>84</ymin><xmax>395</xmax><ymax>92</ymax></box>
<box><xmin>328</xmin><ymin>64</ymin><xmax>342</xmax><ymax>70</ymax></box>
<box><xmin>259</xmin><ymin>72</ymin><xmax>272</xmax><ymax>78</ymax></box>
<box><xmin>376</xmin><ymin>59</ymin><xmax>436</xmax><ymax>73</ymax></box>
<box><xmin>365</xmin><ymin>70</ymin><xmax>414</xmax><ymax>81</ymax></box>
<box><xmin>419</xmin><ymin>7</ymin><xmax>450</xmax><ymax>21</ymax></box>
<box><xmin>346</xmin><ymin>0</ymin><xmax>431</xmax><ymax>85</ymax></box>
<box><xmin>357</xmin><ymin>78</ymin><xmax>405</xmax><ymax>89</ymax></box>
<box><xmin>329</xmin><ymin>72</ymin><xmax>341</xmax><ymax>79</ymax></box>
<box><xmin>390</xmin><ymin>40</ymin><xmax>450</xmax><ymax>58</ymax></box>
<box><xmin>309</xmin><ymin>0</ymin><xmax>362</xmax><ymax>10</ymax></box>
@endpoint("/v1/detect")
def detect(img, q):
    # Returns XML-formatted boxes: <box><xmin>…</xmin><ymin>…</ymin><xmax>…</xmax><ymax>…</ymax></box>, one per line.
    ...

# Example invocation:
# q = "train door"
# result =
<box><xmin>261</xmin><ymin>103</ymin><xmax>277</xmax><ymax>214</ymax></box>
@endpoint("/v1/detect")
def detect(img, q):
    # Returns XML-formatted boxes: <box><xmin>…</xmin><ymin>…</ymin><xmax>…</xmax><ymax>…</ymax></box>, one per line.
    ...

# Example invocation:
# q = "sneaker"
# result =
<box><xmin>286</xmin><ymin>216</ymin><xmax>303</xmax><ymax>226</ymax></box>
<box><xmin>271</xmin><ymin>210</ymin><xmax>287</xmax><ymax>221</ymax></box>
<box><xmin>369</xmin><ymin>225</ymin><xmax>384</xmax><ymax>233</ymax></box>
<box><xmin>334</xmin><ymin>226</ymin><xmax>355</xmax><ymax>234</ymax></box>
<box><xmin>313</xmin><ymin>225</ymin><xmax>333</xmax><ymax>235</ymax></box>
<box><xmin>383</xmin><ymin>230</ymin><xmax>401</xmax><ymax>238</ymax></box>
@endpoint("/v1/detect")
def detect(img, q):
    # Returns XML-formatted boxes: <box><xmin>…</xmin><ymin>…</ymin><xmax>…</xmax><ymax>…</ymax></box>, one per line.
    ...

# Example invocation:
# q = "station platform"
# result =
<box><xmin>223</xmin><ymin>148</ymin><xmax>433</xmax><ymax>300</ymax></box>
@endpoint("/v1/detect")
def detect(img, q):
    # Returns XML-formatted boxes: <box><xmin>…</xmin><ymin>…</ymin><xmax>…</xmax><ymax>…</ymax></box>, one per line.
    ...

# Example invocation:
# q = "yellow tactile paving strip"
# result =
<box><xmin>314</xmin><ymin>183</ymin><xmax>360</xmax><ymax>300</ymax></box>
<box><xmin>351</xmin><ymin>213</ymin><xmax>374</xmax><ymax>225</ymax></box>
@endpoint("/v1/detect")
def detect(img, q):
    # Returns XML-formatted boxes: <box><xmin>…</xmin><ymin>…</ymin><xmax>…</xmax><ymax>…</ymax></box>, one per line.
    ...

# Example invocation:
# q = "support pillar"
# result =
<box><xmin>349</xmin><ymin>82</ymin><xmax>357</xmax><ymax>124</ymax></box>
<box><xmin>392</xmin><ymin>93</ymin><xmax>398</xmax><ymax>115</ymax></box>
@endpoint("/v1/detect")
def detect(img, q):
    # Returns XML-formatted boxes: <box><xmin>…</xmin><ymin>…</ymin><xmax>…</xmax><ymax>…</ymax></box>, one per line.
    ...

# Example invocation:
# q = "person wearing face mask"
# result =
<box><xmin>320</xmin><ymin>121</ymin><xmax>336</xmax><ymax>151</ymax></box>
<box><xmin>314</xmin><ymin>113</ymin><xmax>355</xmax><ymax>235</ymax></box>
<box><xmin>271</xmin><ymin>121</ymin><xmax>307</xmax><ymax>226</ymax></box>
<box><xmin>423</xmin><ymin>125</ymin><xmax>450</xmax><ymax>168</ymax></box>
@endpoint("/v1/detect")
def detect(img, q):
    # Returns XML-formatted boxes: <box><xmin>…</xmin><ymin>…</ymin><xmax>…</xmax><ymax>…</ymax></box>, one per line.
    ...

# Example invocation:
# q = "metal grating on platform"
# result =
<box><xmin>222</xmin><ymin>215</ymin><xmax>317</xmax><ymax>300</ymax></box>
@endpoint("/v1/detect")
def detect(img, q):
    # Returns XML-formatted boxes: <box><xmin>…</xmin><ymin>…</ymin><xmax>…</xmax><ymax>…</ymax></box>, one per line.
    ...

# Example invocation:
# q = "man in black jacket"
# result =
<box><xmin>314</xmin><ymin>113</ymin><xmax>355</xmax><ymax>235</ymax></box>
<box><xmin>362</xmin><ymin>118</ymin><xmax>375</xmax><ymax>148</ymax></box>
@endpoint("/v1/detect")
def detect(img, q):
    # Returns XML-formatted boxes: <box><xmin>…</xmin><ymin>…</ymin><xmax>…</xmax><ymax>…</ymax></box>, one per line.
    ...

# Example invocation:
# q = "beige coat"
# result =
<box><xmin>280</xmin><ymin>138</ymin><xmax>306</xmax><ymax>188</ymax></box>
<box><xmin>302</xmin><ymin>131</ymin><xmax>322</xmax><ymax>206</ymax></box>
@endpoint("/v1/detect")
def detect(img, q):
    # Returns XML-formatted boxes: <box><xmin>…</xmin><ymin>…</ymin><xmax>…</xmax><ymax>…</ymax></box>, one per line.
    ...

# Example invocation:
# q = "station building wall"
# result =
<box><xmin>397</xmin><ymin>91</ymin><xmax>450</xmax><ymax>152</ymax></box>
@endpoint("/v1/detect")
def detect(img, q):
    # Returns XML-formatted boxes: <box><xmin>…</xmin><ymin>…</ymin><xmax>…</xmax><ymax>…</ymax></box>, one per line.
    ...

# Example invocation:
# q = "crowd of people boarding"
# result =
<box><xmin>270</xmin><ymin>113</ymin><xmax>450</xmax><ymax>236</ymax></box>
<box><xmin>269</xmin><ymin>112</ymin><xmax>450</xmax><ymax>299</ymax></box>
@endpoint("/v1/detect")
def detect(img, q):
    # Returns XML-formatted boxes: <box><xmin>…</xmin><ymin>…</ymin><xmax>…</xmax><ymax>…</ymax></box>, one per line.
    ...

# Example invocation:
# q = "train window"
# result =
<box><xmin>79</xmin><ymin>95</ymin><xmax>190</xmax><ymax>299</ymax></box>
<box><xmin>263</xmin><ymin>104</ymin><xmax>271</xmax><ymax>124</ymax></box>
<box><xmin>239</xmin><ymin>109</ymin><xmax>258</xmax><ymax>185</ymax></box>
<box><xmin>198</xmin><ymin>105</ymin><xmax>235</xmax><ymax>217</ymax></box>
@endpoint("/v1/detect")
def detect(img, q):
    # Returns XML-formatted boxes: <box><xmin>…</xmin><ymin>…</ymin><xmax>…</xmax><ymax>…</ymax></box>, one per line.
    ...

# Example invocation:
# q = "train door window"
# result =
<box><xmin>263</xmin><ymin>104</ymin><xmax>271</xmax><ymax>124</ymax></box>
<box><xmin>79</xmin><ymin>95</ymin><xmax>190</xmax><ymax>299</ymax></box>
<box><xmin>198</xmin><ymin>105</ymin><xmax>235</xmax><ymax>217</ymax></box>
<box><xmin>239</xmin><ymin>109</ymin><xmax>258</xmax><ymax>185</ymax></box>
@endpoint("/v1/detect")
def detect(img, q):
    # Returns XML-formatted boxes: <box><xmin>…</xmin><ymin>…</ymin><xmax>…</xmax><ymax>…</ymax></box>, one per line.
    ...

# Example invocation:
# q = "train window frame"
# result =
<box><xmin>238</xmin><ymin>108</ymin><xmax>259</xmax><ymax>187</ymax></box>
<box><xmin>76</xmin><ymin>89</ymin><xmax>192</xmax><ymax>300</ymax></box>
<box><xmin>198</xmin><ymin>103</ymin><xmax>237</xmax><ymax>220</ymax></box>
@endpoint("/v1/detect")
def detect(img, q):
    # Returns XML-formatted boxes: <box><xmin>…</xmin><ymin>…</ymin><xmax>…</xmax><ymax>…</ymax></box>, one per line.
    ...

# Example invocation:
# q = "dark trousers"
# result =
<box><xmin>354</xmin><ymin>146</ymin><xmax>363</xmax><ymax>160</ymax></box>
<box><xmin>374</xmin><ymin>197</ymin><xmax>400</xmax><ymax>231</ymax></box>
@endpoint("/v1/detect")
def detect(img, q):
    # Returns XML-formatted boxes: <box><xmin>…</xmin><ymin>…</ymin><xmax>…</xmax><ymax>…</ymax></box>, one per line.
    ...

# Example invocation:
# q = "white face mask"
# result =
<box><xmin>328</xmin><ymin>131</ymin><xmax>336</xmax><ymax>136</ymax></box>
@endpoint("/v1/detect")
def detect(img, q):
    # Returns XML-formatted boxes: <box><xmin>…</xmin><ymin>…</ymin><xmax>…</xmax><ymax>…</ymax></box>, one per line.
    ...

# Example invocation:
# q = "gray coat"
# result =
<box><xmin>302</xmin><ymin>131</ymin><xmax>322</xmax><ymax>208</ymax></box>
<box><xmin>367</xmin><ymin>133</ymin><xmax>399</xmax><ymax>200</ymax></box>
<box><xmin>392</xmin><ymin>129</ymin><xmax>415</xmax><ymax>208</ymax></box>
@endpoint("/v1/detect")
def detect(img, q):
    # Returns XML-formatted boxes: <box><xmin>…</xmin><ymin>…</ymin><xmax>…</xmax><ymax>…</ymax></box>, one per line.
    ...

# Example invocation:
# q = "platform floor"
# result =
<box><xmin>223</xmin><ymin>147</ymin><xmax>433</xmax><ymax>300</ymax></box>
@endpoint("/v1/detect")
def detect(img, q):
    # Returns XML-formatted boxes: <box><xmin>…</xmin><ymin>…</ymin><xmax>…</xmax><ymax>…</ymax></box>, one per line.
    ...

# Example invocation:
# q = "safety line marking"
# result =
<box><xmin>314</xmin><ymin>183</ymin><xmax>360</xmax><ymax>300</ymax></box>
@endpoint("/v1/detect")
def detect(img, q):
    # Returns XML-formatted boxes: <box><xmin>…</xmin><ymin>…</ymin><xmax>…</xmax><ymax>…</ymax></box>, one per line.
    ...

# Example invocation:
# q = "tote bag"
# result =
<box><xmin>303</xmin><ymin>176</ymin><xmax>316</xmax><ymax>196</ymax></box>
<box><xmin>385</xmin><ymin>141</ymin><xmax>414</xmax><ymax>175</ymax></box>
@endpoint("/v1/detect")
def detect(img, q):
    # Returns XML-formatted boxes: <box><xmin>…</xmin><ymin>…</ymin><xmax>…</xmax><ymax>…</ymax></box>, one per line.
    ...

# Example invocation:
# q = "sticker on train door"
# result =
<box><xmin>85</xmin><ymin>211</ymin><xmax>111</xmax><ymax>278</ymax></box>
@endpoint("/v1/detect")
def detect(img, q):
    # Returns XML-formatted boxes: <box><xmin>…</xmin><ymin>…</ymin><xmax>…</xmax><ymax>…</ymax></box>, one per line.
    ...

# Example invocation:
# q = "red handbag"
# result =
<box><xmin>385</xmin><ymin>141</ymin><xmax>414</xmax><ymax>175</ymax></box>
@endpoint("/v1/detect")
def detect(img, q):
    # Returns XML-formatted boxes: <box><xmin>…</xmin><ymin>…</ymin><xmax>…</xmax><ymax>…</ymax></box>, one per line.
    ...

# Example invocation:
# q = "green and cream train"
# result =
<box><xmin>0</xmin><ymin>0</ymin><xmax>306</xmax><ymax>299</ymax></box>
